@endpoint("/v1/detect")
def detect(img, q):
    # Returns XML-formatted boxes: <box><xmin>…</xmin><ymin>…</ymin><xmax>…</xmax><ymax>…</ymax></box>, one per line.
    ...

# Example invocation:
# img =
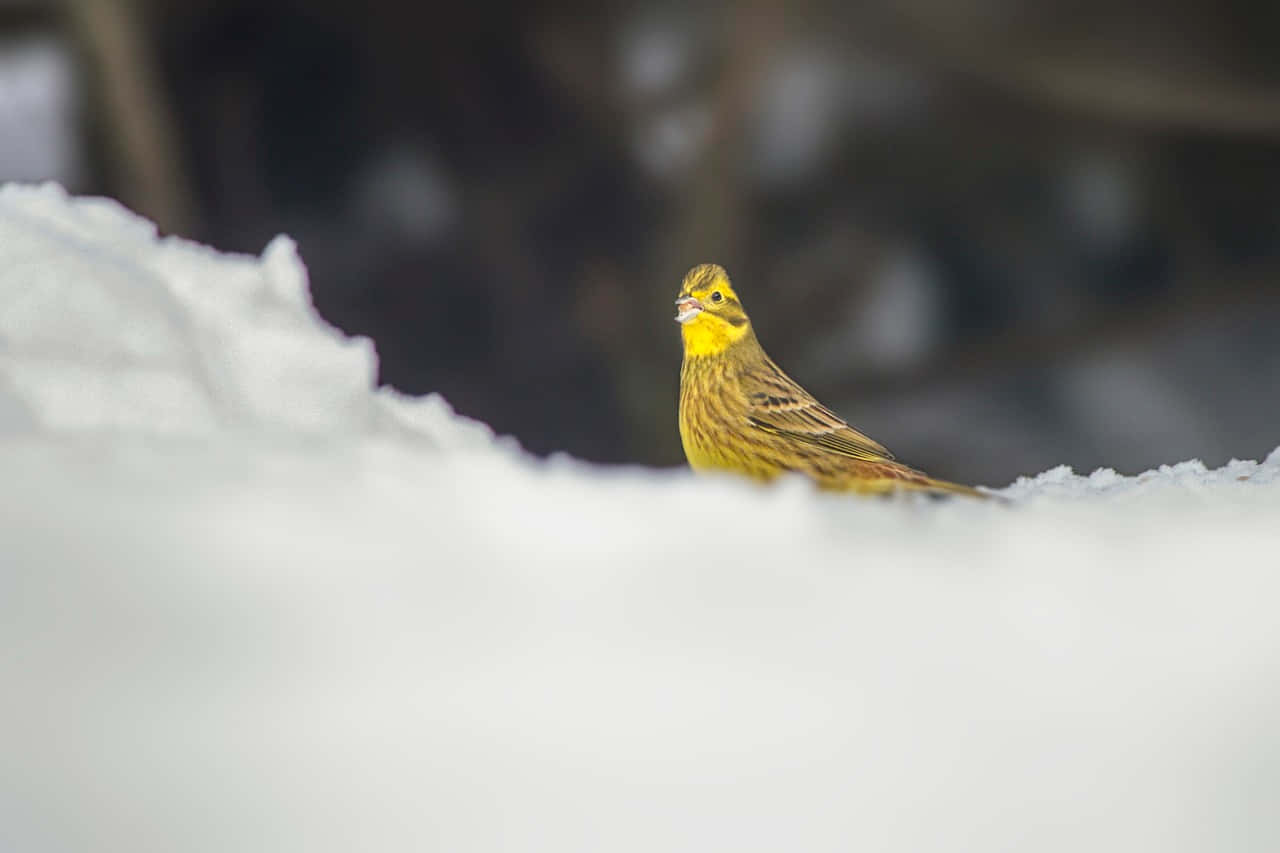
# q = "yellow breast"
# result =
<box><xmin>678</xmin><ymin>354</ymin><xmax>785</xmax><ymax>481</ymax></box>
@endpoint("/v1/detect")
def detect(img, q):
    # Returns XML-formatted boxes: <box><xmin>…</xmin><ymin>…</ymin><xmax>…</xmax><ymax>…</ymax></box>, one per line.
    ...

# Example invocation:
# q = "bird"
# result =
<box><xmin>675</xmin><ymin>263</ymin><xmax>987</xmax><ymax>498</ymax></box>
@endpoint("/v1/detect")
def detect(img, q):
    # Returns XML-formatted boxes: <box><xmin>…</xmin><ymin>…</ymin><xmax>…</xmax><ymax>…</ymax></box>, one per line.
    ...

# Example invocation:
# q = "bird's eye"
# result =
<box><xmin>710</xmin><ymin>291</ymin><xmax>723</xmax><ymax>303</ymax></box>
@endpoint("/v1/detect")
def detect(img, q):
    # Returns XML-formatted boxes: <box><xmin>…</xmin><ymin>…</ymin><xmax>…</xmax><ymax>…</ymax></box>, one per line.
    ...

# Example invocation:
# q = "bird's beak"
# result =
<box><xmin>675</xmin><ymin>296</ymin><xmax>703</xmax><ymax>324</ymax></box>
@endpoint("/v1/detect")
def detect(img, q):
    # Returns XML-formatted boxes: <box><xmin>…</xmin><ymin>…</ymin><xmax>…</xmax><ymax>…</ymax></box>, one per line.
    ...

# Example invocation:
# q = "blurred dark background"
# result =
<box><xmin>3</xmin><ymin>0</ymin><xmax>1279</xmax><ymax>484</ymax></box>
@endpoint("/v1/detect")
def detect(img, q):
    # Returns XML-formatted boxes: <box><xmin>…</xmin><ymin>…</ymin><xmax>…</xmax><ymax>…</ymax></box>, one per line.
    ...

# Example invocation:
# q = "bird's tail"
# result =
<box><xmin>833</xmin><ymin>460</ymin><xmax>1002</xmax><ymax>500</ymax></box>
<box><xmin>844</xmin><ymin>472</ymin><xmax>1000</xmax><ymax>500</ymax></box>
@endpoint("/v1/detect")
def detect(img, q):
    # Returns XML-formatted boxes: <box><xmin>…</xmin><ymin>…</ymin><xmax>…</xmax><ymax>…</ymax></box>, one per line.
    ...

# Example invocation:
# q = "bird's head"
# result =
<box><xmin>674</xmin><ymin>264</ymin><xmax>752</xmax><ymax>357</ymax></box>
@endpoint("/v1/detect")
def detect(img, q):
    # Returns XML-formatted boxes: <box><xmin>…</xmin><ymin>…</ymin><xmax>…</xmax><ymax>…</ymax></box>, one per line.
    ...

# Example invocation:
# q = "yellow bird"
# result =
<box><xmin>676</xmin><ymin>263</ymin><xmax>986</xmax><ymax>498</ymax></box>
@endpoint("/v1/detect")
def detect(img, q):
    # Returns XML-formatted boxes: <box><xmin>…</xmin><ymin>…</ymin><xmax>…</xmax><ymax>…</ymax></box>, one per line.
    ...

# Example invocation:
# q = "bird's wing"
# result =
<box><xmin>743</xmin><ymin>359</ymin><xmax>895</xmax><ymax>462</ymax></box>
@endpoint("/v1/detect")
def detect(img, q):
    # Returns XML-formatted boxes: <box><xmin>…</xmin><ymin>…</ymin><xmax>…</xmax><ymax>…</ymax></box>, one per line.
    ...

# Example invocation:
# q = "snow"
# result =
<box><xmin>1</xmin><ymin>182</ymin><xmax>1278</xmax><ymax>853</ymax></box>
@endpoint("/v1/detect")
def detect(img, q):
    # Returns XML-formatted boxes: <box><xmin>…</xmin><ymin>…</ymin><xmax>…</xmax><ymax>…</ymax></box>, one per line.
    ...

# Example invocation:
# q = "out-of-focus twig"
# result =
<box><xmin>881</xmin><ymin>1</ymin><xmax>1280</xmax><ymax>135</ymax></box>
<box><xmin>67</xmin><ymin>0</ymin><xmax>196</xmax><ymax>235</ymax></box>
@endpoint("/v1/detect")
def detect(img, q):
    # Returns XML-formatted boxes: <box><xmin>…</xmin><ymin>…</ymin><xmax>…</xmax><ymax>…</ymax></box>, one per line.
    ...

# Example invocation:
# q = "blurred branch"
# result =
<box><xmin>67</xmin><ymin>0</ymin><xmax>196</xmax><ymax>234</ymax></box>
<box><xmin>884</xmin><ymin>2</ymin><xmax>1280</xmax><ymax>135</ymax></box>
<box><xmin>998</xmin><ymin>63</ymin><xmax>1280</xmax><ymax>136</ymax></box>
<box><xmin>668</xmin><ymin>0</ymin><xmax>786</xmax><ymax>263</ymax></box>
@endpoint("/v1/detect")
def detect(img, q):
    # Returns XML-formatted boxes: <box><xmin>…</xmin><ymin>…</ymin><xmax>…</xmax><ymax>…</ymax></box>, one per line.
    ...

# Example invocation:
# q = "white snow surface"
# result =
<box><xmin>1</xmin><ymin>183</ymin><xmax>1279</xmax><ymax>852</ymax></box>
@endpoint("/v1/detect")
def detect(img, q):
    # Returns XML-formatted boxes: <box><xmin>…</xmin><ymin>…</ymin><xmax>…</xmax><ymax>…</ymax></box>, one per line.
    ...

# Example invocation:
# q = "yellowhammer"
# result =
<box><xmin>676</xmin><ymin>263</ymin><xmax>987</xmax><ymax>498</ymax></box>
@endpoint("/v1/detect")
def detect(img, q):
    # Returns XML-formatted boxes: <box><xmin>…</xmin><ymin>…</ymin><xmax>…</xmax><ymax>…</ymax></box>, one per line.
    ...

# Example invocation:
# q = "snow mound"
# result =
<box><xmin>0</xmin><ymin>182</ymin><xmax>492</xmax><ymax>448</ymax></box>
<box><xmin>2</xmin><ymin>183</ymin><xmax>1279</xmax><ymax>853</ymax></box>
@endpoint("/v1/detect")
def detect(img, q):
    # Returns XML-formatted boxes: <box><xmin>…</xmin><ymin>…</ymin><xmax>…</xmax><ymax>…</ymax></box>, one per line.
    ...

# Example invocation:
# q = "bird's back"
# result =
<box><xmin>679</xmin><ymin>335</ymin><xmax>983</xmax><ymax>497</ymax></box>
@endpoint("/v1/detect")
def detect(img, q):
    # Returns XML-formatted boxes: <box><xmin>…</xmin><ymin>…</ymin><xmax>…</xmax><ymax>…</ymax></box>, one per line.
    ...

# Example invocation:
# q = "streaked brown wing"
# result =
<box><xmin>742</xmin><ymin>358</ymin><xmax>895</xmax><ymax>463</ymax></box>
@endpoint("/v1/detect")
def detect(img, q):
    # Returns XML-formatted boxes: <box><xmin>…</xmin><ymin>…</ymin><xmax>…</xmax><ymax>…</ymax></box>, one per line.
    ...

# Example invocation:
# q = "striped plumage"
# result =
<box><xmin>676</xmin><ymin>263</ymin><xmax>985</xmax><ymax>497</ymax></box>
